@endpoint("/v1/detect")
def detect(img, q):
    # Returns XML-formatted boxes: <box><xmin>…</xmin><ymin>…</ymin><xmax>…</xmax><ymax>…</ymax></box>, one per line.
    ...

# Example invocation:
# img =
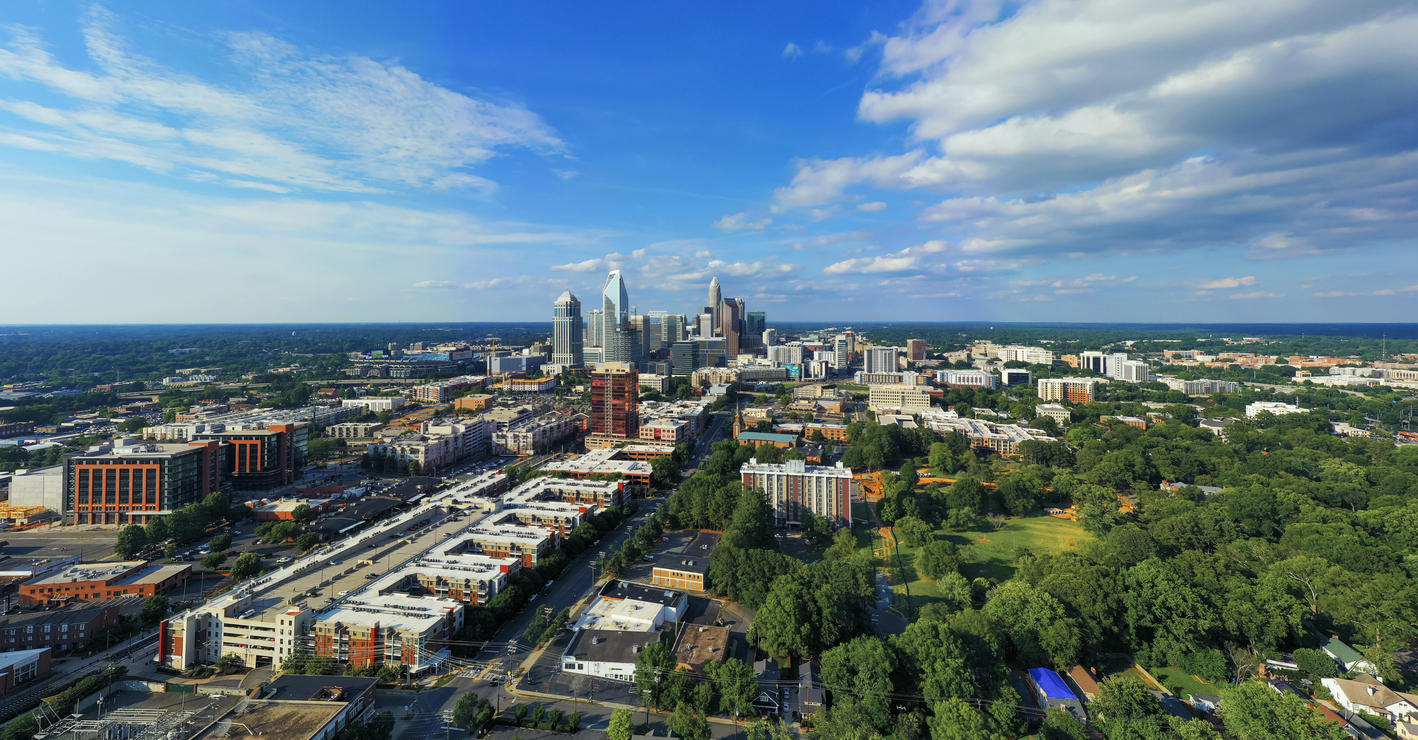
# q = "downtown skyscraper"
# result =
<box><xmin>552</xmin><ymin>290</ymin><xmax>583</xmax><ymax>367</ymax></box>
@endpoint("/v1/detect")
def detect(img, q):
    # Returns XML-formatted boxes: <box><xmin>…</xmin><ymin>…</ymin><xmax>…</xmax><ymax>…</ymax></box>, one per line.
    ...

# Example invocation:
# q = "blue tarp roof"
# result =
<box><xmin>1029</xmin><ymin>668</ymin><xmax>1078</xmax><ymax>701</ymax></box>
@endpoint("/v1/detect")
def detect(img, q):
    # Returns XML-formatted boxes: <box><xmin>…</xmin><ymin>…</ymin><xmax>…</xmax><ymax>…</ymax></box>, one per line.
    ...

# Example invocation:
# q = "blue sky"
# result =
<box><xmin>1</xmin><ymin>0</ymin><xmax>1415</xmax><ymax>324</ymax></box>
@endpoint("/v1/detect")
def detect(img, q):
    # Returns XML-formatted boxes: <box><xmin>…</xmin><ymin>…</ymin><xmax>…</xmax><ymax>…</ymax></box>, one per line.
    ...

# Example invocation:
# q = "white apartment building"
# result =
<box><xmin>342</xmin><ymin>397</ymin><xmax>407</xmax><ymax>412</ymax></box>
<box><xmin>1157</xmin><ymin>378</ymin><xmax>1240</xmax><ymax>395</ymax></box>
<box><xmin>326</xmin><ymin>422</ymin><xmax>385</xmax><ymax>439</ymax></box>
<box><xmin>1115</xmin><ymin>360</ymin><xmax>1151</xmax><ymax>383</ymax></box>
<box><xmin>740</xmin><ymin>458</ymin><xmax>855</xmax><ymax>527</ymax></box>
<box><xmin>995</xmin><ymin>345</ymin><xmax>1055</xmax><ymax>365</ymax></box>
<box><xmin>1034</xmin><ymin>403</ymin><xmax>1071</xmax><ymax>425</ymax></box>
<box><xmin>864</xmin><ymin>346</ymin><xmax>900</xmax><ymax>374</ymax></box>
<box><xmin>768</xmin><ymin>343</ymin><xmax>804</xmax><ymax>367</ymax></box>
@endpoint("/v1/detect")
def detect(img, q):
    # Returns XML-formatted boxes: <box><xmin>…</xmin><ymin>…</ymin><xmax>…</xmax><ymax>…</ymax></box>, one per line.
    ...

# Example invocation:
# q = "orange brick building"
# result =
<box><xmin>67</xmin><ymin>440</ymin><xmax>221</xmax><ymax>525</ymax></box>
<box><xmin>20</xmin><ymin>561</ymin><xmax>192</xmax><ymax>606</ymax></box>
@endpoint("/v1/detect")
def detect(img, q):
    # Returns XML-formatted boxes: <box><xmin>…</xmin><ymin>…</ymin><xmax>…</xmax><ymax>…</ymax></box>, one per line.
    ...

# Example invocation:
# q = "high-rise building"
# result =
<box><xmin>763</xmin><ymin>328</ymin><xmax>777</xmax><ymax>347</ymax></box>
<box><xmin>906</xmin><ymin>339</ymin><xmax>927</xmax><ymax>362</ymax></box>
<box><xmin>707</xmin><ymin>278</ymin><xmax>723</xmax><ymax>332</ymax></box>
<box><xmin>588</xmin><ymin>363</ymin><xmax>640</xmax><ymax>446</ymax></box>
<box><xmin>741</xmin><ymin>458</ymin><xmax>855</xmax><ymax>527</ymax></box>
<box><xmin>586</xmin><ymin>308</ymin><xmax>603</xmax><ymax>350</ymax></box>
<box><xmin>671</xmin><ymin>338</ymin><xmax>727</xmax><ymax>376</ymax></box>
<box><xmin>833</xmin><ymin>335</ymin><xmax>850</xmax><ymax>369</ymax></box>
<box><xmin>768</xmin><ymin>343</ymin><xmax>801</xmax><ymax>367</ymax></box>
<box><xmin>745</xmin><ymin>312</ymin><xmax>766</xmax><ymax>337</ymax></box>
<box><xmin>601</xmin><ymin>271</ymin><xmax>632</xmax><ymax>363</ymax></box>
<box><xmin>865</xmin><ymin>347</ymin><xmax>899</xmax><ymax>374</ymax></box>
<box><xmin>553</xmin><ymin>291</ymin><xmax>583</xmax><ymax>367</ymax></box>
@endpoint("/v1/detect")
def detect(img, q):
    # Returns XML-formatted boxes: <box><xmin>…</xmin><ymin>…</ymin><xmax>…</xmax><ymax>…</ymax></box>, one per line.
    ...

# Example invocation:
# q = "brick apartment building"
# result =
<box><xmin>0</xmin><ymin>649</ymin><xmax>50</xmax><ymax>698</ymax></box>
<box><xmin>0</xmin><ymin>600</ymin><xmax>126</xmax><ymax>652</ymax></box>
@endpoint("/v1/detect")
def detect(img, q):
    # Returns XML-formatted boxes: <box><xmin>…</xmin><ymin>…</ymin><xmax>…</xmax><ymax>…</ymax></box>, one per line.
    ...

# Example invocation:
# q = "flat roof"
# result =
<box><xmin>27</xmin><ymin>561</ymin><xmax>146</xmax><ymax>586</ymax></box>
<box><xmin>265</xmin><ymin>674</ymin><xmax>377</xmax><ymax>702</ymax></box>
<box><xmin>565</xmin><ymin>629</ymin><xmax>661</xmax><ymax>665</ymax></box>
<box><xmin>598</xmin><ymin>579</ymin><xmax>684</xmax><ymax>606</ymax></box>
<box><xmin>230</xmin><ymin>700</ymin><xmax>343</xmax><ymax>740</ymax></box>
<box><xmin>736</xmin><ymin>432</ymin><xmax>798</xmax><ymax>443</ymax></box>
<box><xmin>676</xmin><ymin>625</ymin><xmax>731</xmax><ymax>667</ymax></box>
<box><xmin>114</xmin><ymin>563</ymin><xmax>190</xmax><ymax>586</ymax></box>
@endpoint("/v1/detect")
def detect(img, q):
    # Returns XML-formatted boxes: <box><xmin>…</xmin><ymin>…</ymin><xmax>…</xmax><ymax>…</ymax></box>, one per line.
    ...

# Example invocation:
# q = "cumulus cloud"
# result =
<box><xmin>712</xmin><ymin>211</ymin><xmax>773</xmax><ymax>231</ymax></box>
<box><xmin>413</xmin><ymin>280</ymin><xmax>456</xmax><ymax>289</ymax></box>
<box><xmin>0</xmin><ymin>7</ymin><xmax>559</xmax><ymax>194</ymax></box>
<box><xmin>1230</xmin><ymin>291</ymin><xmax>1285</xmax><ymax>299</ymax></box>
<box><xmin>551</xmin><ymin>258</ymin><xmax>609</xmax><ymax>273</ymax></box>
<box><xmin>823</xmin><ymin>239</ymin><xmax>946</xmax><ymax>275</ymax></box>
<box><xmin>768</xmin><ymin>0</ymin><xmax>1418</xmax><ymax>273</ymax></box>
<box><xmin>782</xmin><ymin>42</ymin><xmax>803</xmax><ymax>60</ymax></box>
<box><xmin>857</xmin><ymin>201</ymin><xmax>888</xmax><ymax>211</ymax></box>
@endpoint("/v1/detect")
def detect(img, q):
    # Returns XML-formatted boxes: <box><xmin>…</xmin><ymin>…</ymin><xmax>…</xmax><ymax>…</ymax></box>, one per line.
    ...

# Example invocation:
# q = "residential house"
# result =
<box><xmin>1322</xmin><ymin>675</ymin><xmax>1418</xmax><ymax>725</ymax></box>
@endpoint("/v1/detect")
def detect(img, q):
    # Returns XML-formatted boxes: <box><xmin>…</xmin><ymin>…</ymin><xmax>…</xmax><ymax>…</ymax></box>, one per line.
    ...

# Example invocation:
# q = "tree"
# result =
<box><xmin>229</xmin><ymin>552</ymin><xmax>262</xmax><ymax>581</ymax></box>
<box><xmin>896</xmin><ymin>516</ymin><xmax>934</xmax><ymax>548</ymax></box>
<box><xmin>117</xmin><ymin>417</ymin><xmax>147</xmax><ymax>433</ymax></box>
<box><xmin>297</xmin><ymin>532</ymin><xmax>319</xmax><ymax>551</ymax></box>
<box><xmin>201</xmin><ymin>552</ymin><xmax>226</xmax><ymax>569</ymax></box>
<box><xmin>650</xmin><ymin>455</ymin><xmax>682</xmax><ymax>489</ymax></box>
<box><xmin>669</xmin><ymin>703</ymin><xmax>709</xmax><ymax>740</ymax></box>
<box><xmin>635</xmin><ymin>640</ymin><xmax>676</xmax><ymax>707</ymax></box>
<box><xmin>927</xmin><ymin>698</ymin><xmax>1009</xmax><ymax>740</ymax></box>
<box><xmin>1218</xmin><ymin>680</ymin><xmax>1349</xmax><ymax>739</ymax></box>
<box><xmin>715</xmin><ymin>658</ymin><xmax>758</xmax><ymax>717</ymax></box>
<box><xmin>530</xmin><ymin>704</ymin><xmax>546</xmax><ymax>727</ymax></box>
<box><xmin>1094</xmin><ymin>674</ymin><xmax>1162</xmax><ymax>723</ymax></box>
<box><xmin>606</xmin><ymin>709</ymin><xmax>635</xmax><ymax>740</ymax></box>
<box><xmin>291</xmin><ymin>504</ymin><xmax>314</xmax><ymax>522</ymax></box>
<box><xmin>1039</xmin><ymin>707</ymin><xmax>1088</xmax><ymax>740</ymax></box>
<box><xmin>145</xmin><ymin>516</ymin><xmax>170</xmax><ymax>545</ymax></box>
<box><xmin>821</xmin><ymin>636</ymin><xmax>896</xmax><ymax>732</ymax></box>
<box><xmin>916</xmin><ymin>541</ymin><xmax>963</xmax><ymax>581</ymax></box>
<box><xmin>115</xmin><ymin>524</ymin><xmax>148</xmax><ymax>559</ymax></box>
<box><xmin>165</xmin><ymin>543</ymin><xmax>178</xmax><ymax>559</ymax></box>
<box><xmin>210</xmin><ymin>533</ymin><xmax>233</xmax><ymax>551</ymax></box>
<box><xmin>141</xmin><ymin>594</ymin><xmax>169</xmax><ymax>623</ymax></box>
<box><xmin>451</xmin><ymin>692</ymin><xmax>481</xmax><ymax>729</ymax></box>
<box><xmin>1292</xmin><ymin>648</ymin><xmax>1337</xmax><ymax>677</ymax></box>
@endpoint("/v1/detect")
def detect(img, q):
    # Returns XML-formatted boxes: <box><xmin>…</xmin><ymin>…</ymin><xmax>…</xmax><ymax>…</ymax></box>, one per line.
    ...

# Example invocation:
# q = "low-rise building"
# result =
<box><xmin>408</xmin><ymin>376</ymin><xmax>487</xmax><ymax>404</ymax></box>
<box><xmin>1157</xmin><ymin>378</ymin><xmax>1240</xmax><ymax>395</ymax></box>
<box><xmin>1322</xmin><ymin>674</ymin><xmax>1418</xmax><ymax>725</ymax></box>
<box><xmin>651</xmin><ymin>531</ymin><xmax>719</xmax><ymax>592</ymax></box>
<box><xmin>0</xmin><ymin>600</ymin><xmax>126</xmax><ymax>652</ymax></box>
<box><xmin>454</xmin><ymin>396</ymin><xmax>495</xmax><ymax>413</ymax></box>
<box><xmin>0</xmin><ymin>649</ymin><xmax>50</xmax><ymax>699</ymax></box>
<box><xmin>326</xmin><ymin>422</ymin><xmax>384</xmax><ymax>439</ymax></box>
<box><xmin>867</xmin><ymin>385</ymin><xmax>932</xmax><ymax>413</ymax></box>
<box><xmin>1247</xmin><ymin>401</ymin><xmax>1305</xmax><ymax>418</ymax></box>
<box><xmin>675</xmin><ymin>624</ymin><xmax>731</xmax><ymax>672</ymax></box>
<box><xmin>312</xmin><ymin>592</ymin><xmax>464</xmax><ymax>672</ymax></box>
<box><xmin>20</xmin><ymin>561</ymin><xmax>191</xmax><ymax>606</ymax></box>
<box><xmin>491</xmin><ymin>414</ymin><xmax>575</xmax><ymax>456</ymax></box>
<box><xmin>341</xmin><ymin>397</ymin><xmax>406</xmax><ymax>413</ymax></box>
<box><xmin>1034</xmin><ymin>403</ymin><xmax>1071</xmax><ymax>425</ymax></box>
<box><xmin>250</xmin><ymin>498</ymin><xmax>330</xmax><ymax>521</ymax></box>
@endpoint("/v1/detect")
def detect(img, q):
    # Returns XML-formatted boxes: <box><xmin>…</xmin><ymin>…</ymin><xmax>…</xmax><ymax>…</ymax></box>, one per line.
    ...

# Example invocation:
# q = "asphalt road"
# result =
<box><xmin>1</xmin><ymin>529</ymin><xmax>119</xmax><ymax>562</ymax></box>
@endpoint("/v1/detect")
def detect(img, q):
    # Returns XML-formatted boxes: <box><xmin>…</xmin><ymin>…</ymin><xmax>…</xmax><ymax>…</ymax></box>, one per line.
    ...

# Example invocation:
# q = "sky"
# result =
<box><xmin>1</xmin><ymin>0</ymin><xmax>1415</xmax><ymax>324</ymax></box>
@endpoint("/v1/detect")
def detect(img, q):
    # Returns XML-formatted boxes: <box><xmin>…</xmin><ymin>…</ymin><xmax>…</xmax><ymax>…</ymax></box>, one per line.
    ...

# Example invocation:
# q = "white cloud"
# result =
<box><xmin>1196</xmin><ymin>276</ymin><xmax>1258</xmax><ymax>289</ymax></box>
<box><xmin>552</xmin><ymin>169</ymin><xmax>580</xmax><ymax>180</ymax></box>
<box><xmin>0</xmin><ymin>7</ymin><xmax>560</xmax><ymax>193</ymax></box>
<box><xmin>857</xmin><ymin>201</ymin><xmax>888</xmax><ymax>211</ymax></box>
<box><xmin>413</xmin><ymin>280</ymin><xmax>456</xmax><ymax>289</ymax></box>
<box><xmin>1230</xmin><ymin>290</ymin><xmax>1285</xmax><ymax>299</ymax></box>
<box><xmin>551</xmin><ymin>258</ymin><xmax>609</xmax><ymax>273</ymax></box>
<box><xmin>822</xmin><ymin>240</ymin><xmax>946</xmax><ymax>275</ymax></box>
<box><xmin>712</xmin><ymin>211</ymin><xmax>773</xmax><ymax>231</ymax></box>
<box><xmin>782</xmin><ymin>42</ymin><xmax>804</xmax><ymax>60</ymax></box>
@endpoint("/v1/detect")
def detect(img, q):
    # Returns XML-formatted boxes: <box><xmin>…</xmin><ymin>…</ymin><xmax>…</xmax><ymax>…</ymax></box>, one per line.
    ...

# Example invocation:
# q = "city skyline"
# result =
<box><xmin>0</xmin><ymin>1</ymin><xmax>1415</xmax><ymax>324</ymax></box>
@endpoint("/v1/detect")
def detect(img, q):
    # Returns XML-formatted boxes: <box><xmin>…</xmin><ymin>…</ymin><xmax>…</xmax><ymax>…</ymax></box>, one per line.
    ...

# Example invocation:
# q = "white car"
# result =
<box><xmin>338</xmin><ymin>590</ymin><xmax>350</xmax><ymax>596</ymax></box>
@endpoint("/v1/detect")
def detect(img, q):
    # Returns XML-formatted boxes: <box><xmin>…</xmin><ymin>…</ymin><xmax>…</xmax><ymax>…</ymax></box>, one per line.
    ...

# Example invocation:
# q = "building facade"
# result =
<box><xmin>740</xmin><ymin>458</ymin><xmax>855</xmax><ymax>527</ymax></box>
<box><xmin>588</xmin><ymin>363</ymin><xmax>639</xmax><ymax>446</ymax></box>
<box><xmin>1036</xmin><ymin>378</ymin><xmax>1100</xmax><ymax>404</ymax></box>
<box><xmin>66</xmin><ymin>440</ymin><xmax>222</xmax><ymax>524</ymax></box>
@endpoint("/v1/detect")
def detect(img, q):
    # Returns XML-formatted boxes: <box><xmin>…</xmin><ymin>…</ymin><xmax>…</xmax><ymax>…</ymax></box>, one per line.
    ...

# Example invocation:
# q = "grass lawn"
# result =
<box><xmin>1148</xmin><ymin>666</ymin><xmax>1225</xmax><ymax>701</ymax></box>
<box><xmin>889</xmin><ymin>513</ymin><xmax>1093</xmax><ymax>614</ymax></box>
<box><xmin>941</xmin><ymin>512</ymin><xmax>1092</xmax><ymax>582</ymax></box>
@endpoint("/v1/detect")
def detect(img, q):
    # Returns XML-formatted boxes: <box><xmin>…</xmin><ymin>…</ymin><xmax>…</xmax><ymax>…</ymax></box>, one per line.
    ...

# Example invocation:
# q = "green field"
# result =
<box><xmin>1147</xmin><ymin>666</ymin><xmax>1224</xmax><ymax>703</ymax></box>
<box><xmin>892</xmin><ymin>512</ymin><xmax>1093</xmax><ymax>614</ymax></box>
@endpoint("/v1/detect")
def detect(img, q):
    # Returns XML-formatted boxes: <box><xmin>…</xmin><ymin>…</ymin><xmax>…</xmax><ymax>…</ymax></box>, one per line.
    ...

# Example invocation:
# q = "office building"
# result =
<box><xmin>1116</xmin><ymin>360</ymin><xmax>1150</xmax><ymax>383</ymax></box>
<box><xmin>671</xmin><ymin>338</ymin><xmax>727</xmax><ymax>376</ymax></box>
<box><xmin>601</xmin><ymin>271</ymin><xmax>633</xmax><ymax>363</ymax></box>
<box><xmin>588</xmin><ymin>363</ymin><xmax>639</xmax><ymax>447</ymax></box>
<box><xmin>936</xmin><ymin>369</ymin><xmax>999</xmax><ymax>388</ymax></box>
<box><xmin>1037</xmin><ymin>378</ymin><xmax>1100</xmax><ymax>404</ymax></box>
<box><xmin>745</xmin><ymin>312</ymin><xmax>766</xmax><ymax>337</ymax></box>
<box><xmin>553</xmin><ymin>291</ymin><xmax>584</xmax><ymax>367</ymax></box>
<box><xmin>995</xmin><ymin>345</ymin><xmax>1055</xmax><ymax>365</ymax></box>
<box><xmin>1247</xmin><ymin>401</ymin><xmax>1305</xmax><ymax>418</ymax></box>
<box><xmin>194</xmin><ymin>423</ymin><xmax>310</xmax><ymax>491</ymax></box>
<box><xmin>906</xmin><ymin>339</ymin><xmax>927</xmax><ymax>362</ymax></box>
<box><xmin>834</xmin><ymin>335</ymin><xmax>850</xmax><ymax>369</ymax></box>
<box><xmin>342</xmin><ymin>397</ymin><xmax>406</xmax><ymax>412</ymax></box>
<box><xmin>0</xmin><ymin>650</ymin><xmax>49</xmax><ymax>699</ymax></box>
<box><xmin>763</xmin><ymin>328</ymin><xmax>777</xmax><ymax>347</ymax></box>
<box><xmin>67</xmin><ymin>440</ymin><xmax>222</xmax><ymax>524</ymax></box>
<box><xmin>1002</xmin><ymin>368</ymin><xmax>1032</xmax><ymax>386</ymax></box>
<box><xmin>740</xmin><ymin>458</ymin><xmax>855</xmax><ymax>527</ymax></box>
<box><xmin>867</xmin><ymin>385</ymin><xmax>932</xmax><ymax>412</ymax></box>
<box><xmin>1034</xmin><ymin>404</ymin><xmax>1071</xmax><ymax>425</ymax></box>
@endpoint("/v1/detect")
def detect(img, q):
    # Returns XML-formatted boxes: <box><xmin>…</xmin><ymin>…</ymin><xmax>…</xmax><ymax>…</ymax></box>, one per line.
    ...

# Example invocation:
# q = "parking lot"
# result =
<box><xmin>0</xmin><ymin>529</ymin><xmax>119</xmax><ymax>562</ymax></box>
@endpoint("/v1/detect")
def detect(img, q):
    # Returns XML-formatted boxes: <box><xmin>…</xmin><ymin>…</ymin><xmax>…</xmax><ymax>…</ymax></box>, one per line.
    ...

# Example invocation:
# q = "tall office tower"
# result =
<box><xmin>665</xmin><ymin>314</ymin><xmax>686</xmax><ymax>344</ymax></box>
<box><xmin>1108</xmin><ymin>353</ymin><xmax>1131</xmax><ymax>380</ymax></box>
<box><xmin>601</xmin><ymin>270</ymin><xmax>631</xmax><ymax>362</ymax></box>
<box><xmin>696</xmin><ymin>313</ymin><xmax>713</xmax><ymax>338</ymax></box>
<box><xmin>671</xmin><ymin>338</ymin><xmax>727</xmax><ymax>376</ymax></box>
<box><xmin>865</xmin><ymin>346</ymin><xmax>900</xmax><ymax>374</ymax></box>
<box><xmin>745</xmin><ymin>311</ymin><xmax>766</xmax><ymax>337</ymax></box>
<box><xmin>586</xmin><ymin>308</ymin><xmax>603</xmax><ymax>349</ymax></box>
<box><xmin>906</xmin><ymin>339</ymin><xmax>927</xmax><ymax>362</ymax></box>
<box><xmin>589</xmin><ymin>363</ymin><xmax>639</xmax><ymax>442</ymax></box>
<box><xmin>834</xmin><ymin>335</ymin><xmax>850</xmax><ymax>369</ymax></box>
<box><xmin>845</xmin><ymin>331</ymin><xmax>856</xmax><ymax>354</ymax></box>
<box><xmin>717</xmin><ymin>297</ymin><xmax>744</xmax><ymax>357</ymax></box>
<box><xmin>552</xmin><ymin>291</ymin><xmax>584</xmax><ymax>367</ymax></box>
<box><xmin>708</xmin><ymin>278</ymin><xmax>723</xmax><ymax>333</ymax></box>
<box><xmin>763</xmin><ymin>328</ymin><xmax>777</xmax><ymax>347</ymax></box>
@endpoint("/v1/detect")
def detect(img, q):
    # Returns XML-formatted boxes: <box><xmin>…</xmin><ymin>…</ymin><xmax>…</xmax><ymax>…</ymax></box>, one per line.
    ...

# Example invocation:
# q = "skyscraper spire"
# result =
<box><xmin>708</xmin><ymin>276</ymin><xmax>722</xmax><ymax>311</ymax></box>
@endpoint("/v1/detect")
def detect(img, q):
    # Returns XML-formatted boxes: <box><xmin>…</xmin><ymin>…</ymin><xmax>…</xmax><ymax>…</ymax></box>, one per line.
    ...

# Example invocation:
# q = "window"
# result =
<box><xmin>25</xmin><ymin>627</ymin><xmax>32</xmax><ymax>634</ymax></box>
<box><xmin>43</xmin><ymin>625</ymin><xmax>50</xmax><ymax>633</ymax></box>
